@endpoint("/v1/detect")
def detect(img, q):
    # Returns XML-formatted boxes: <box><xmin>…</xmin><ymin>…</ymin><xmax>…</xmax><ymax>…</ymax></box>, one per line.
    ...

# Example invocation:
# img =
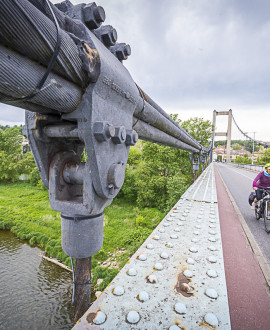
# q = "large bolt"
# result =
<box><xmin>107</xmin><ymin>162</ymin><xmax>125</xmax><ymax>190</ymax></box>
<box><xmin>112</xmin><ymin>126</ymin><xmax>126</xmax><ymax>144</ymax></box>
<box><xmin>83</xmin><ymin>3</ymin><xmax>106</xmax><ymax>30</ymax></box>
<box><xmin>95</xmin><ymin>25</ymin><xmax>118</xmax><ymax>47</ymax></box>
<box><xmin>63</xmin><ymin>162</ymin><xmax>84</xmax><ymax>185</ymax></box>
<box><xmin>93</xmin><ymin>122</ymin><xmax>115</xmax><ymax>142</ymax></box>
<box><xmin>110</xmin><ymin>43</ymin><xmax>131</xmax><ymax>61</ymax></box>
<box><xmin>125</xmin><ymin>130</ymin><xmax>138</xmax><ymax>146</ymax></box>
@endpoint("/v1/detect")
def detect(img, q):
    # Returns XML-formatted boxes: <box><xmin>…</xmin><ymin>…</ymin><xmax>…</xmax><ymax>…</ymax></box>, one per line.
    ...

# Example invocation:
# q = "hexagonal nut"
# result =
<box><xmin>100</xmin><ymin>26</ymin><xmax>118</xmax><ymax>46</ymax></box>
<box><xmin>111</xmin><ymin>43</ymin><xmax>131</xmax><ymax>61</ymax></box>
<box><xmin>126</xmin><ymin>130</ymin><xmax>138</xmax><ymax>146</ymax></box>
<box><xmin>83</xmin><ymin>3</ymin><xmax>105</xmax><ymax>30</ymax></box>
<box><xmin>112</xmin><ymin>126</ymin><xmax>126</xmax><ymax>144</ymax></box>
<box><xmin>94</xmin><ymin>122</ymin><xmax>115</xmax><ymax>142</ymax></box>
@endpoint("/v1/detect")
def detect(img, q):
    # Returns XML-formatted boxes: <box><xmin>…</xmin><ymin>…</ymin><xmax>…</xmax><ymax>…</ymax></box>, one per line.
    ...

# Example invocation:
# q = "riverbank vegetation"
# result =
<box><xmin>0</xmin><ymin>116</ymin><xmax>213</xmax><ymax>291</ymax></box>
<box><xmin>0</xmin><ymin>183</ymin><xmax>165</xmax><ymax>289</ymax></box>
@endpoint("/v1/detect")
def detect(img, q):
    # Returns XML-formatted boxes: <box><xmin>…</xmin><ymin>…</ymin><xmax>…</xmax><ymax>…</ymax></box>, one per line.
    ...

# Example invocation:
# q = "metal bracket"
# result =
<box><xmin>23</xmin><ymin>32</ymin><xmax>140</xmax><ymax>257</ymax></box>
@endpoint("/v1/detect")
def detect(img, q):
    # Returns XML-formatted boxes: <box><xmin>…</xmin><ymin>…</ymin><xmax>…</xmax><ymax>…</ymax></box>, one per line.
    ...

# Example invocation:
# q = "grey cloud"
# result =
<box><xmin>1</xmin><ymin>0</ymin><xmax>269</xmax><ymax>140</ymax></box>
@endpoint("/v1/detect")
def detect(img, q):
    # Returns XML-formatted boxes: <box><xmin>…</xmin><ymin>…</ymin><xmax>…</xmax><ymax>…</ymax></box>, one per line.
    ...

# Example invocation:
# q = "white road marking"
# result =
<box><xmin>218</xmin><ymin>164</ymin><xmax>254</xmax><ymax>181</ymax></box>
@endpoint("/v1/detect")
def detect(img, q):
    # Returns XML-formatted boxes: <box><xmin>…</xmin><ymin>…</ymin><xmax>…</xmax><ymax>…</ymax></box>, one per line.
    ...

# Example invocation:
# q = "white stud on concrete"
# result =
<box><xmin>147</xmin><ymin>274</ymin><xmax>157</xmax><ymax>283</ymax></box>
<box><xmin>189</xmin><ymin>246</ymin><xmax>198</xmax><ymax>253</ymax></box>
<box><xmin>113</xmin><ymin>286</ymin><xmax>125</xmax><ymax>296</ymax></box>
<box><xmin>209</xmin><ymin>230</ymin><xmax>217</xmax><ymax>235</ymax></box>
<box><xmin>204</xmin><ymin>313</ymin><xmax>219</xmax><ymax>327</ymax></box>
<box><xmin>207</xmin><ymin>269</ymin><xmax>218</xmax><ymax>278</ymax></box>
<box><xmin>208</xmin><ymin>256</ymin><xmax>217</xmax><ymax>263</ymax></box>
<box><xmin>126</xmin><ymin>268</ymin><xmax>137</xmax><ymax>276</ymax></box>
<box><xmin>138</xmin><ymin>291</ymin><xmax>149</xmax><ymax>302</ymax></box>
<box><xmin>160</xmin><ymin>252</ymin><xmax>169</xmax><ymax>259</ymax></box>
<box><xmin>205</xmin><ymin>288</ymin><xmax>218</xmax><ymax>299</ymax></box>
<box><xmin>138</xmin><ymin>254</ymin><xmax>147</xmax><ymax>261</ymax></box>
<box><xmin>187</xmin><ymin>257</ymin><xmax>195</xmax><ymax>264</ymax></box>
<box><xmin>126</xmin><ymin>311</ymin><xmax>140</xmax><ymax>324</ymax></box>
<box><xmin>93</xmin><ymin>311</ymin><xmax>106</xmax><ymax>325</ymax></box>
<box><xmin>154</xmin><ymin>263</ymin><xmax>163</xmax><ymax>270</ymax></box>
<box><xmin>174</xmin><ymin>302</ymin><xmax>187</xmax><ymax>314</ymax></box>
<box><xmin>165</xmin><ymin>242</ymin><xmax>174</xmax><ymax>248</ymax></box>
<box><xmin>169</xmin><ymin>325</ymin><xmax>181</xmax><ymax>330</ymax></box>
<box><xmin>183</xmin><ymin>270</ymin><xmax>193</xmax><ymax>278</ymax></box>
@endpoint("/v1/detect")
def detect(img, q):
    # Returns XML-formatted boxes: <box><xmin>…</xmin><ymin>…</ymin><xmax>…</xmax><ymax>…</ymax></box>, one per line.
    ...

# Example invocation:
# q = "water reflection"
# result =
<box><xmin>0</xmin><ymin>231</ymin><xmax>73</xmax><ymax>330</ymax></box>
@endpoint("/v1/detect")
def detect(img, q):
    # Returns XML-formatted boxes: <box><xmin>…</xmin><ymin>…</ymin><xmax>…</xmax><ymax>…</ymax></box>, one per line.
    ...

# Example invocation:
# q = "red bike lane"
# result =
<box><xmin>215</xmin><ymin>167</ymin><xmax>270</xmax><ymax>329</ymax></box>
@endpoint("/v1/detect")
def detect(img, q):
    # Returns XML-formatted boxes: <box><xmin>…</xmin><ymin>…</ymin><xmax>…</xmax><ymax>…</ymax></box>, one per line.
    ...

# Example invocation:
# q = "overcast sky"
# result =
<box><xmin>1</xmin><ymin>0</ymin><xmax>269</xmax><ymax>142</ymax></box>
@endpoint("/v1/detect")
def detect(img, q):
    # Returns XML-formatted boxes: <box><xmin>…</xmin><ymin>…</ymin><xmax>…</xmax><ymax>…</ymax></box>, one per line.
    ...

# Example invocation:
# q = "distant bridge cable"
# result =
<box><xmin>232</xmin><ymin>114</ymin><xmax>270</xmax><ymax>148</ymax></box>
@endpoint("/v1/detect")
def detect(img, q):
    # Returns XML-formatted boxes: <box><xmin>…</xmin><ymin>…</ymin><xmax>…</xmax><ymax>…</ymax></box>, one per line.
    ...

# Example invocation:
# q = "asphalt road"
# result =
<box><xmin>215</xmin><ymin>162</ymin><xmax>270</xmax><ymax>265</ymax></box>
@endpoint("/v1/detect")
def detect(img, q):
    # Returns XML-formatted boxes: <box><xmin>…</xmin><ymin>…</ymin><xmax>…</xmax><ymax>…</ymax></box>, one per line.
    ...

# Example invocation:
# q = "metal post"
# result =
<box><xmin>73</xmin><ymin>257</ymin><xmax>92</xmax><ymax>324</ymax></box>
<box><xmin>252</xmin><ymin>132</ymin><xmax>255</xmax><ymax>165</ymax></box>
<box><xmin>210</xmin><ymin>110</ymin><xmax>217</xmax><ymax>163</ymax></box>
<box><xmin>226</xmin><ymin>109</ymin><xmax>232</xmax><ymax>163</ymax></box>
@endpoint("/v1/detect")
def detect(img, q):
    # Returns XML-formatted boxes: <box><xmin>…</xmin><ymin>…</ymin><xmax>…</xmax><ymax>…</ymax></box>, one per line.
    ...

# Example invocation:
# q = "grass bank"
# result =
<box><xmin>0</xmin><ymin>183</ymin><xmax>165</xmax><ymax>291</ymax></box>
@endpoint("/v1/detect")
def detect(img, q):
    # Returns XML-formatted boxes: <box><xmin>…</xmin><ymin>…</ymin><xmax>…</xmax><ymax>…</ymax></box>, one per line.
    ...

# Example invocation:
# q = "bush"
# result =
<box><xmin>117</xmin><ymin>165</ymin><xmax>138</xmax><ymax>201</ymax></box>
<box><xmin>92</xmin><ymin>266</ymin><xmax>119</xmax><ymax>291</ymax></box>
<box><xmin>29</xmin><ymin>168</ymin><xmax>40</xmax><ymax>186</ymax></box>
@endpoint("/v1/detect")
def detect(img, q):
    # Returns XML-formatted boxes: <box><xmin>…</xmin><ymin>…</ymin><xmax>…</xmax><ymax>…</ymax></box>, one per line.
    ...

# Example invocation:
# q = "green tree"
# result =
<box><xmin>0</xmin><ymin>127</ymin><xmax>23</xmax><ymax>182</ymax></box>
<box><xmin>119</xmin><ymin>115</ymin><xmax>214</xmax><ymax>212</ymax></box>
<box><xmin>0</xmin><ymin>127</ymin><xmax>37</xmax><ymax>183</ymax></box>
<box><xmin>232</xmin><ymin>143</ymin><xmax>241</xmax><ymax>150</ymax></box>
<box><xmin>235</xmin><ymin>156</ymin><xmax>244</xmax><ymax>163</ymax></box>
<box><xmin>180</xmin><ymin>117</ymin><xmax>214</xmax><ymax>146</ymax></box>
<box><xmin>135</xmin><ymin>142</ymin><xmax>192</xmax><ymax>212</ymax></box>
<box><xmin>261</xmin><ymin>147</ymin><xmax>270</xmax><ymax>164</ymax></box>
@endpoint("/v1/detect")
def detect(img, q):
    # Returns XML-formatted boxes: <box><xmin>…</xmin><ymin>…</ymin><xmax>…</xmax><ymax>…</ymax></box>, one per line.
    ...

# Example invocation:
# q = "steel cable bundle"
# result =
<box><xmin>0</xmin><ymin>0</ymin><xmax>211</xmax><ymax>154</ymax></box>
<box><xmin>0</xmin><ymin>45</ymin><xmax>81</xmax><ymax>112</ymax></box>
<box><xmin>0</xmin><ymin>0</ymin><xmax>85</xmax><ymax>85</ymax></box>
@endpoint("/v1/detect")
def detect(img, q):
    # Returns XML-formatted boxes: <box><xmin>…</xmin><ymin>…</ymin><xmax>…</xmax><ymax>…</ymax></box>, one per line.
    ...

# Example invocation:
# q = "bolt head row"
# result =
<box><xmin>93</xmin><ymin>122</ymin><xmax>138</xmax><ymax>145</ymax></box>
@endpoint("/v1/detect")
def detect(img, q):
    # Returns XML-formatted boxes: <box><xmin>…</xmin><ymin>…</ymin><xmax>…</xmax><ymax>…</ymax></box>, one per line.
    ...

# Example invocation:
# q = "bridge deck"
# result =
<box><xmin>74</xmin><ymin>164</ymin><xmax>231</xmax><ymax>329</ymax></box>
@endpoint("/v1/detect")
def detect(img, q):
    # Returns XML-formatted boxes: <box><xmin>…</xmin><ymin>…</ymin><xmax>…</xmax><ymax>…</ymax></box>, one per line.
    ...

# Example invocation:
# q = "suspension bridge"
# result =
<box><xmin>1</xmin><ymin>1</ymin><xmax>270</xmax><ymax>329</ymax></box>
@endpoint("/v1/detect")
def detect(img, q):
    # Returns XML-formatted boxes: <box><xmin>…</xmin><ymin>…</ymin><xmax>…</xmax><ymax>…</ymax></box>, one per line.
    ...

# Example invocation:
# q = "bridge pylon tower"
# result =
<box><xmin>212</xmin><ymin>109</ymin><xmax>232</xmax><ymax>162</ymax></box>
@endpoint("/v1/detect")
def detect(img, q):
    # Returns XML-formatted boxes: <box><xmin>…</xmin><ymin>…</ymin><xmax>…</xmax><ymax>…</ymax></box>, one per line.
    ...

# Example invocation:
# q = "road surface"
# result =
<box><xmin>215</xmin><ymin>162</ymin><xmax>270</xmax><ymax>265</ymax></box>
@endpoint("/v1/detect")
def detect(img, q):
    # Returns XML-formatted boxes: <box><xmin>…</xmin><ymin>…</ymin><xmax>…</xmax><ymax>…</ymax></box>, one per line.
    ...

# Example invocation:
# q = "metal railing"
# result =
<box><xmin>230</xmin><ymin>163</ymin><xmax>264</xmax><ymax>172</ymax></box>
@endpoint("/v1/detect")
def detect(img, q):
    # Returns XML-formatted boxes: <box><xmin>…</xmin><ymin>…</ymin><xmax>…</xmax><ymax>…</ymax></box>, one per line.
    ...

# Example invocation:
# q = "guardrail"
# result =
<box><xmin>73</xmin><ymin>163</ymin><xmax>231</xmax><ymax>330</ymax></box>
<box><xmin>230</xmin><ymin>163</ymin><xmax>264</xmax><ymax>172</ymax></box>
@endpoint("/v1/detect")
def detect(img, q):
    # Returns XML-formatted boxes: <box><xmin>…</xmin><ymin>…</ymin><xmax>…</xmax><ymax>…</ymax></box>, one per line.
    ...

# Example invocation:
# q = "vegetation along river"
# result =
<box><xmin>0</xmin><ymin>230</ymin><xmax>73</xmax><ymax>330</ymax></box>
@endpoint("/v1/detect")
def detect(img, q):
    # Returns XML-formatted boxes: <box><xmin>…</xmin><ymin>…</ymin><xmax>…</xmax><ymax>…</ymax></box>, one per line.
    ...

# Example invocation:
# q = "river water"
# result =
<box><xmin>0</xmin><ymin>230</ymin><xmax>74</xmax><ymax>330</ymax></box>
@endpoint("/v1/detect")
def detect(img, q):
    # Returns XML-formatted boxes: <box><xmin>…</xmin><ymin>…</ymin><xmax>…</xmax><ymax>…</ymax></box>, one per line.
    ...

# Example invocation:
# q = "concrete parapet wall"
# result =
<box><xmin>73</xmin><ymin>164</ymin><xmax>231</xmax><ymax>329</ymax></box>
